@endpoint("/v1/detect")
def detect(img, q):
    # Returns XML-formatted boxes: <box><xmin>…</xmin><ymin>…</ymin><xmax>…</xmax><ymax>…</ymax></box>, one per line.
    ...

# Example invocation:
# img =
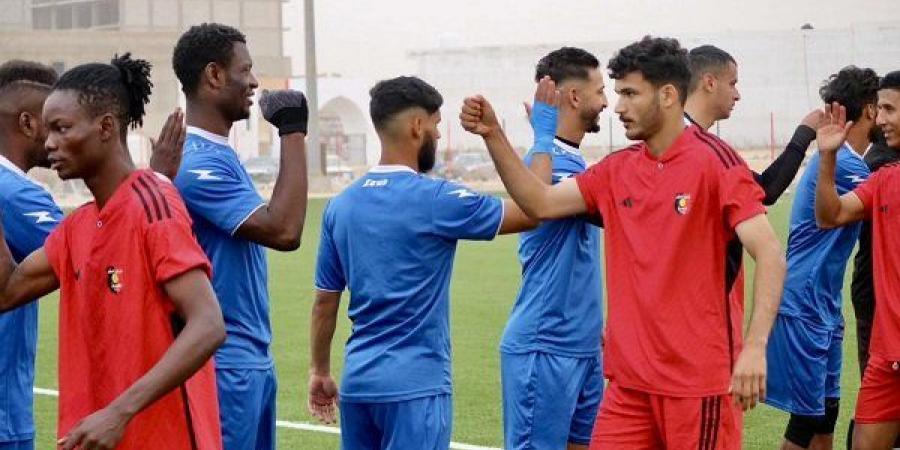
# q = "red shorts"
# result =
<box><xmin>855</xmin><ymin>354</ymin><xmax>900</xmax><ymax>423</ymax></box>
<box><xmin>589</xmin><ymin>381</ymin><xmax>742</xmax><ymax>450</ymax></box>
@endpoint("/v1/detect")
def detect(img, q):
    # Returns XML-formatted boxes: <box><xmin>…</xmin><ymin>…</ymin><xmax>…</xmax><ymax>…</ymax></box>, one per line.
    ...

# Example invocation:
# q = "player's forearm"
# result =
<box><xmin>266</xmin><ymin>133</ymin><xmax>309</xmax><ymax>249</ymax></box>
<box><xmin>744</xmin><ymin>241</ymin><xmax>785</xmax><ymax>350</ymax></box>
<box><xmin>756</xmin><ymin>125</ymin><xmax>816</xmax><ymax>205</ymax></box>
<box><xmin>310</xmin><ymin>294</ymin><xmax>340</xmax><ymax>376</ymax></box>
<box><xmin>482</xmin><ymin>130</ymin><xmax>554</xmax><ymax>219</ymax></box>
<box><xmin>104</xmin><ymin>306</ymin><xmax>225</xmax><ymax>422</ymax></box>
<box><xmin>814</xmin><ymin>151</ymin><xmax>843</xmax><ymax>228</ymax></box>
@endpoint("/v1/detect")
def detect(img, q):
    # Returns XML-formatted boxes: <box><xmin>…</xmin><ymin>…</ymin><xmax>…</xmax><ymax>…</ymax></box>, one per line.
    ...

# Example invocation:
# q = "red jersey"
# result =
<box><xmin>44</xmin><ymin>169</ymin><xmax>222</xmax><ymax>449</ymax></box>
<box><xmin>852</xmin><ymin>163</ymin><xmax>900</xmax><ymax>361</ymax></box>
<box><xmin>575</xmin><ymin>125</ymin><xmax>765</xmax><ymax>396</ymax></box>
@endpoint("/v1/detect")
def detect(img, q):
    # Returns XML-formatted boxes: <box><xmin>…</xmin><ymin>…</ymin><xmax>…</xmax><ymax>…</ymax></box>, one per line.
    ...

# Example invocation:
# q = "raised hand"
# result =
<box><xmin>816</xmin><ymin>102</ymin><xmax>853</xmax><ymax>154</ymax></box>
<box><xmin>531</xmin><ymin>76</ymin><xmax>561</xmax><ymax>150</ymax></box>
<box><xmin>260</xmin><ymin>89</ymin><xmax>309</xmax><ymax>136</ymax></box>
<box><xmin>800</xmin><ymin>108</ymin><xmax>826</xmax><ymax>131</ymax></box>
<box><xmin>308</xmin><ymin>373</ymin><xmax>339</xmax><ymax>424</ymax></box>
<box><xmin>149</xmin><ymin>108</ymin><xmax>185</xmax><ymax>180</ymax></box>
<box><xmin>459</xmin><ymin>95</ymin><xmax>500</xmax><ymax>136</ymax></box>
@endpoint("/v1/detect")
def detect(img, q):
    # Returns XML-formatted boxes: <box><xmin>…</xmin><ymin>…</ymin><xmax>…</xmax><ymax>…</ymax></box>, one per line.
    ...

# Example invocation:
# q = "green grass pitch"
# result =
<box><xmin>29</xmin><ymin>194</ymin><xmax>862</xmax><ymax>449</ymax></box>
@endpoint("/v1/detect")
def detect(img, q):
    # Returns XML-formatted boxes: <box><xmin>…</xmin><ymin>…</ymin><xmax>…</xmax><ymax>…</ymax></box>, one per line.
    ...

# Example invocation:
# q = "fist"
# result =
<box><xmin>800</xmin><ymin>108</ymin><xmax>826</xmax><ymax>131</ymax></box>
<box><xmin>260</xmin><ymin>89</ymin><xmax>309</xmax><ymax>136</ymax></box>
<box><xmin>459</xmin><ymin>95</ymin><xmax>500</xmax><ymax>136</ymax></box>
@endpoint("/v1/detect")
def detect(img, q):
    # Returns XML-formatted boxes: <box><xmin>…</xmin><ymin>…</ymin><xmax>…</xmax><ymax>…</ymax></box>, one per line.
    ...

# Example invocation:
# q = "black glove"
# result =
<box><xmin>259</xmin><ymin>89</ymin><xmax>309</xmax><ymax>136</ymax></box>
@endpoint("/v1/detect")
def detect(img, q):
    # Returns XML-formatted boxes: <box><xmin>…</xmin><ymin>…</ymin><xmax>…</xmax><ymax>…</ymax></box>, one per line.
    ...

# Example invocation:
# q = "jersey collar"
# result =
<box><xmin>369</xmin><ymin>165</ymin><xmax>418</xmax><ymax>174</ymax></box>
<box><xmin>642</xmin><ymin>125</ymin><xmax>695</xmax><ymax>163</ymax></box>
<box><xmin>187</xmin><ymin>126</ymin><xmax>230</xmax><ymax>147</ymax></box>
<box><xmin>0</xmin><ymin>153</ymin><xmax>27</xmax><ymax>178</ymax></box>
<box><xmin>553</xmin><ymin>138</ymin><xmax>581</xmax><ymax>155</ymax></box>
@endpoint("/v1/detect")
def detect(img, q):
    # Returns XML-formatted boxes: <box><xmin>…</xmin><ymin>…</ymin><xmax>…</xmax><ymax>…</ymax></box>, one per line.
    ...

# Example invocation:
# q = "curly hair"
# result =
<box><xmin>53</xmin><ymin>53</ymin><xmax>153</xmax><ymax>137</ymax></box>
<box><xmin>819</xmin><ymin>66</ymin><xmax>880</xmax><ymax>122</ymax></box>
<box><xmin>369</xmin><ymin>76</ymin><xmax>443</xmax><ymax>131</ymax></box>
<box><xmin>172</xmin><ymin>23</ymin><xmax>246</xmax><ymax>96</ymax></box>
<box><xmin>608</xmin><ymin>36</ymin><xmax>691</xmax><ymax>104</ymax></box>
<box><xmin>535</xmin><ymin>47</ymin><xmax>600</xmax><ymax>84</ymax></box>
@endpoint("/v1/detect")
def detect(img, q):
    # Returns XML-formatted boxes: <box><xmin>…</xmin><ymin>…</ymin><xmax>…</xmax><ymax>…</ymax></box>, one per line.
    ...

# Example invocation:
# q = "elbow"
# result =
<box><xmin>814</xmin><ymin>213</ymin><xmax>839</xmax><ymax>230</ymax></box>
<box><xmin>272</xmin><ymin>226</ymin><xmax>304</xmax><ymax>251</ymax></box>
<box><xmin>210</xmin><ymin>317</ymin><xmax>227</xmax><ymax>349</ymax></box>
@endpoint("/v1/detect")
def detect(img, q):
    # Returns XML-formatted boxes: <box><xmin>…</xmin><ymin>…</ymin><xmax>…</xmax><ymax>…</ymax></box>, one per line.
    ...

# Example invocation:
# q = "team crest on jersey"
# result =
<box><xmin>106</xmin><ymin>266</ymin><xmax>123</xmax><ymax>294</ymax></box>
<box><xmin>674</xmin><ymin>193</ymin><xmax>691</xmax><ymax>215</ymax></box>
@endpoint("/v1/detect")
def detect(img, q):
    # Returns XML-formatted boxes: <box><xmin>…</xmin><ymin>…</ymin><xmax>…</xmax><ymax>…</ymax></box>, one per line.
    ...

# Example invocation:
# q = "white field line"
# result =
<box><xmin>33</xmin><ymin>387</ymin><xmax>501</xmax><ymax>450</ymax></box>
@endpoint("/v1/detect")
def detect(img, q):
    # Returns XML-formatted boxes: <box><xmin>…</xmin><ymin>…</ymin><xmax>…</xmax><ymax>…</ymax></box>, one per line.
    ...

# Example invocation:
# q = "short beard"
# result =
<box><xmin>418</xmin><ymin>136</ymin><xmax>436</xmax><ymax>173</ymax></box>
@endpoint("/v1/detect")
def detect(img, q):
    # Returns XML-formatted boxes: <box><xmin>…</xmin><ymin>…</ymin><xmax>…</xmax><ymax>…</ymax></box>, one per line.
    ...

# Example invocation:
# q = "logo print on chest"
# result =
<box><xmin>106</xmin><ymin>266</ymin><xmax>123</xmax><ymax>294</ymax></box>
<box><xmin>674</xmin><ymin>193</ymin><xmax>691</xmax><ymax>215</ymax></box>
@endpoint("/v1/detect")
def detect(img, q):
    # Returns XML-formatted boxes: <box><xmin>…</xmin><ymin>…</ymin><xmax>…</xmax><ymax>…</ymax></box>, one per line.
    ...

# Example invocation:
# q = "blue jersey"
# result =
<box><xmin>500</xmin><ymin>139</ymin><xmax>603</xmax><ymax>357</ymax></box>
<box><xmin>0</xmin><ymin>160</ymin><xmax>62</xmax><ymax>442</ymax></box>
<box><xmin>175</xmin><ymin>128</ymin><xmax>270</xmax><ymax>369</ymax></box>
<box><xmin>780</xmin><ymin>145</ymin><xmax>870</xmax><ymax>329</ymax></box>
<box><xmin>315</xmin><ymin>165</ymin><xmax>503</xmax><ymax>403</ymax></box>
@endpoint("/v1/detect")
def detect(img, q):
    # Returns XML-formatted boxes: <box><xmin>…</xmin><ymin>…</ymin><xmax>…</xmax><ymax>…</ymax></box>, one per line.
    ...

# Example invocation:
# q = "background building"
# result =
<box><xmin>0</xmin><ymin>0</ymin><xmax>291</xmax><ymax>164</ymax></box>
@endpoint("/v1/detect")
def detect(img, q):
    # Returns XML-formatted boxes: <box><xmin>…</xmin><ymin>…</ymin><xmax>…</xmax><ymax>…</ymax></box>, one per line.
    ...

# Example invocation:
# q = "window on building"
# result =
<box><xmin>31</xmin><ymin>0</ymin><xmax>120</xmax><ymax>30</ymax></box>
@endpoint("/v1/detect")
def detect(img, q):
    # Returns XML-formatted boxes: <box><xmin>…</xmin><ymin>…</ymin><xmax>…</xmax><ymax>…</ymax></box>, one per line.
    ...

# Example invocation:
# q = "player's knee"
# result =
<box><xmin>786</xmin><ymin>414</ymin><xmax>819</xmax><ymax>448</ymax></box>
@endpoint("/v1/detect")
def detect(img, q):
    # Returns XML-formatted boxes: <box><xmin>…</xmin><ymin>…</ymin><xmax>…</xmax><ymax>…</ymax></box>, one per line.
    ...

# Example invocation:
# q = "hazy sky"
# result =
<box><xmin>282</xmin><ymin>0</ymin><xmax>897</xmax><ymax>80</ymax></box>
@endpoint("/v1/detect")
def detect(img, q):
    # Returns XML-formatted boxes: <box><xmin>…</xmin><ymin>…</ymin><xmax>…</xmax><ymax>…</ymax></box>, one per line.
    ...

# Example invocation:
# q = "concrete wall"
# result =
<box><xmin>410</xmin><ymin>22</ymin><xmax>900</xmax><ymax>155</ymax></box>
<box><xmin>0</xmin><ymin>0</ymin><xmax>290</xmax><ymax>163</ymax></box>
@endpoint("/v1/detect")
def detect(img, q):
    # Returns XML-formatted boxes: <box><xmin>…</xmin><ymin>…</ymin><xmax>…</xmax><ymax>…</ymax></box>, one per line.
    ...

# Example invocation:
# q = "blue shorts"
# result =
<box><xmin>0</xmin><ymin>440</ymin><xmax>33</xmax><ymax>450</ymax></box>
<box><xmin>340</xmin><ymin>394</ymin><xmax>452</xmax><ymax>450</ymax></box>
<box><xmin>765</xmin><ymin>315</ymin><xmax>842</xmax><ymax>416</ymax></box>
<box><xmin>217</xmin><ymin>367</ymin><xmax>277</xmax><ymax>450</ymax></box>
<box><xmin>501</xmin><ymin>351</ymin><xmax>603</xmax><ymax>448</ymax></box>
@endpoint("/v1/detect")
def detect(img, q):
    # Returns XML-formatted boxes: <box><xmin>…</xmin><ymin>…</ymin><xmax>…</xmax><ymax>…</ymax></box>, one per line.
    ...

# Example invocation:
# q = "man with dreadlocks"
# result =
<box><xmin>0</xmin><ymin>53</ymin><xmax>226</xmax><ymax>450</ymax></box>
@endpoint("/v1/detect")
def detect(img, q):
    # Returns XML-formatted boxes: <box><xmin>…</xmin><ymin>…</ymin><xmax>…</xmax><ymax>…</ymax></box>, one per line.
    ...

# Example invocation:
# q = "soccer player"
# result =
<box><xmin>461</xmin><ymin>36</ymin><xmax>786</xmax><ymax>449</ymax></box>
<box><xmin>172</xmin><ymin>23</ymin><xmax>309</xmax><ymax>450</ymax></box>
<box><xmin>0</xmin><ymin>59</ymin><xmax>186</xmax><ymax>450</ymax></box>
<box><xmin>685</xmin><ymin>44</ymin><xmax>823</xmax><ymax>205</ymax></box>
<box><xmin>764</xmin><ymin>66</ymin><xmax>879</xmax><ymax>450</ymax></box>
<box><xmin>307</xmin><ymin>76</ymin><xmax>538</xmax><ymax>450</ymax></box>
<box><xmin>0</xmin><ymin>54</ymin><xmax>225</xmax><ymax>450</ymax></box>
<box><xmin>814</xmin><ymin>71</ymin><xmax>900</xmax><ymax>450</ymax></box>
<box><xmin>501</xmin><ymin>47</ymin><xmax>606</xmax><ymax>450</ymax></box>
<box><xmin>685</xmin><ymin>46</ymin><xmax>823</xmax><ymax>367</ymax></box>
<box><xmin>850</xmin><ymin>131</ymin><xmax>898</xmax><ymax>378</ymax></box>
<box><xmin>0</xmin><ymin>60</ymin><xmax>62</xmax><ymax>450</ymax></box>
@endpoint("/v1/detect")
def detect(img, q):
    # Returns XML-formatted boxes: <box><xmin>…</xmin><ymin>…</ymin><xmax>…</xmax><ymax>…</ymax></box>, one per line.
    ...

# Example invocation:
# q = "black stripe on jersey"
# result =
<box><xmin>699</xmin><ymin>398</ymin><xmax>708</xmax><ymax>450</ymax></box>
<box><xmin>143</xmin><ymin>174</ymin><xmax>173</xmax><ymax>219</ymax></box>
<box><xmin>693</xmin><ymin>131</ymin><xmax>732</xmax><ymax>168</ymax></box>
<box><xmin>703</xmin><ymin>397</ymin><xmax>716</xmax><ymax>450</ymax></box>
<box><xmin>706</xmin><ymin>133</ymin><xmax>743</xmax><ymax>168</ymax></box>
<box><xmin>710</xmin><ymin>397</ymin><xmax>721</xmax><ymax>449</ymax></box>
<box><xmin>703</xmin><ymin>133</ymin><xmax>738</xmax><ymax>167</ymax></box>
<box><xmin>130</xmin><ymin>185</ymin><xmax>155</xmax><ymax>223</ymax></box>
<box><xmin>136</xmin><ymin>175</ymin><xmax>163</xmax><ymax>221</ymax></box>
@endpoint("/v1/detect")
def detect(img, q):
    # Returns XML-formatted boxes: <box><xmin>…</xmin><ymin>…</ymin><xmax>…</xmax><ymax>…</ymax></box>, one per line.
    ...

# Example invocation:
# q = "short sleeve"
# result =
<box><xmin>430</xmin><ymin>181</ymin><xmax>503</xmax><ymax>241</ymax></box>
<box><xmin>42</xmin><ymin>219</ymin><xmax>67</xmax><ymax>279</ymax></box>
<box><xmin>314</xmin><ymin>203</ymin><xmax>346</xmax><ymax>292</ymax></box>
<box><xmin>175</xmin><ymin>154</ymin><xmax>265</xmax><ymax>235</ymax></box>
<box><xmin>145</xmin><ymin>185</ymin><xmax>212</xmax><ymax>283</ymax></box>
<box><xmin>834</xmin><ymin>155</ymin><xmax>870</xmax><ymax>195</ymax></box>
<box><xmin>853</xmin><ymin>169</ymin><xmax>883</xmax><ymax>220</ymax></box>
<box><xmin>574</xmin><ymin>161</ymin><xmax>610</xmax><ymax>217</ymax></box>
<box><xmin>720</xmin><ymin>166</ymin><xmax>767</xmax><ymax>230</ymax></box>
<box><xmin>4</xmin><ymin>186</ymin><xmax>63</xmax><ymax>260</ymax></box>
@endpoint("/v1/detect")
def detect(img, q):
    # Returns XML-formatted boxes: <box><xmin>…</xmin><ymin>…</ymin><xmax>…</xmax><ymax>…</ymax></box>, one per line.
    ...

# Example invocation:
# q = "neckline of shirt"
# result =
<box><xmin>0</xmin><ymin>153</ymin><xmax>28</xmax><ymax>178</ymax></box>
<box><xmin>553</xmin><ymin>138</ymin><xmax>581</xmax><ymax>155</ymax></box>
<box><xmin>842</xmin><ymin>142</ymin><xmax>868</xmax><ymax>161</ymax></box>
<box><xmin>187</xmin><ymin>126</ymin><xmax>230</xmax><ymax>147</ymax></box>
<box><xmin>369</xmin><ymin>165</ymin><xmax>418</xmax><ymax>174</ymax></box>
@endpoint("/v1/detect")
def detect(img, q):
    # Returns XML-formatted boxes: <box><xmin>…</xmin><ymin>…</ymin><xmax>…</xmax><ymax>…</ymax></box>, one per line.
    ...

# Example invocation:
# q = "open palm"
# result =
<box><xmin>816</xmin><ymin>102</ymin><xmax>853</xmax><ymax>154</ymax></box>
